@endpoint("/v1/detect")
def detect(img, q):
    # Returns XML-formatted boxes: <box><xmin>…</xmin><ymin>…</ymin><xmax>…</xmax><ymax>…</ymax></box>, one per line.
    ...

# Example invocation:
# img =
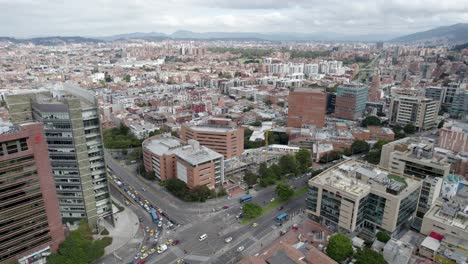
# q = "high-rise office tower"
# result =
<box><xmin>6</xmin><ymin>86</ymin><xmax>113</xmax><ymax>229</ymax></box>
<box><xmin>0</xmin><ymin>122</ymin><xmax>64</xmax><ymax>263</ymax></box>
<box><xmin>287</xmin><ymin>88</ymin><xmax>327</xmax><ymax>128</ymax></box>
<box><xmin>335</xmin><ymin>84</ymin><xmax>368</xmax><ymax>120</ymax></box>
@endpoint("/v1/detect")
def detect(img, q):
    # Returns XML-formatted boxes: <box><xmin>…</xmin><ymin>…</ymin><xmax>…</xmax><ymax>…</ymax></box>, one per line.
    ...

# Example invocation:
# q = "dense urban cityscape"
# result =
<box><xmin>1</xmin><ymin>2</ymin><xmax>468</xmax><ymax>264</ymax></box>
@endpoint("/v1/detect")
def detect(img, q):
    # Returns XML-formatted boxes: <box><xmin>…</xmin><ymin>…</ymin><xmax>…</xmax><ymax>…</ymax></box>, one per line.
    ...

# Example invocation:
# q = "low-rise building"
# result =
<box><xmin>420</xmin><ymin>186</ymin><xmax>468</xmax><ymax>254</ymax></box>
<box><xmin>383</xmin><ymin>238</ymin><xmax>414</xmax><ymax>264</ymax></box>
<box><xmin>180</xmin><ymin>119</ymin><xmax>244</xmax><ymax>159</ymax></box>
<box><xmin>128</xmin><ymin>121</ymin><xmax>158</xmax><ymax>140</ymax></box>
<box><xmin>307</xmin><ymin>160</ymin><xmax>421</xmax><ymax>234</ymax></box>
<box><xmin>143</xmin><ymin>136</ymin><xmax>224</xmax><ymax>189</ymax></box>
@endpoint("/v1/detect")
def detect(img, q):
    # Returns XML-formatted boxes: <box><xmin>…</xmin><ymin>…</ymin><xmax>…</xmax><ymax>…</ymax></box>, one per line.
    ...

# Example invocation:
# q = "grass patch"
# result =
<box><xmin>388</xmin><ymin>174</ymin><xmax>408</xmax><ymax>187</ymax></box>
<box><xmin>241</xmin><ymin>187</ymin><xmax>307</xmax><ymax>225</ymax></box>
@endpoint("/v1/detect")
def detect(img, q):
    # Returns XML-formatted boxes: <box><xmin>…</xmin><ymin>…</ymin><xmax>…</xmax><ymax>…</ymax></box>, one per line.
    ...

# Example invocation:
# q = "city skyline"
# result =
<box><xmin>1</xmin><ymin>0</ymin><xmax>468</xmax><ymax>37</ymax></box>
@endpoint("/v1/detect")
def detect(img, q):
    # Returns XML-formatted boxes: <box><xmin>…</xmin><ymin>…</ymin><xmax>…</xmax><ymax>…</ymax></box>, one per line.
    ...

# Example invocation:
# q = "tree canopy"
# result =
<box><xmin>47</xmin><ymin>221</ymin><xmax>112</xmax><ymax>264</ymax></box>
<box><xmin>361</xmin><ymin>116</ymin><xmax>382</xmax><ymax>127</ymax></box>
<box><xmin>276</xmin><ymin>182</ymin><xmax>294</xmax><ymax>201</ymax></box>
<box><xmin>351</xmin><ymin>140</ymin><xmax>370</xmax><ymax>154</ymax></box>
<box><xmin>164</xmin><ymin>178</ymin><xmax>214</xmax><ymax>202</ymax></box>
<box><xmin>244</xmin><ymin>171</ymin><xmax>258</xmax><ymax>187</ymax></box>
<box><xmin>376</xmin><ymin>231</ymin><xmax>391</xmax><ymax>243</ymax></box>
<box><xmin>319</xmin><ymin>151</ymin><xmax>342</xmax><ymax>163</ymax></box>
<box><xmin>242</xmin><ymin>202</ymin><xmax>263</xmax><ymax>219</ymax></box>
<box><xmin>403</xmin><ymin>123</ymin><xmax>416</xmax><ymax>134</ymax></box>
<box><xmin>278</xmin><ymin>154</ymin><xmax>299</xmax><ymax>176</ymax></box>
<box><xmin>355</xmin><ymin>248</ymin><xmax>387</xmax><ymax>264</ymax></box>
<box><xmin>326</xmin><ymin>233</ymin><xmax>353</xmax><ymax>262</ymax></box>
<box><xmin>295</xmin><ymin>149</ymin><xmax>312</xmax><ymax>173</ymax></box>
<box><xmin>103</xmin><ymin>124</ymin><xmax>141</xmax><ymax>149</ymax></box>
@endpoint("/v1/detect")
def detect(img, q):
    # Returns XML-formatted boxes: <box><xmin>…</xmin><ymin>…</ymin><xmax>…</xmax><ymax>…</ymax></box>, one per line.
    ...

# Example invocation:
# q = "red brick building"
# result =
<box><xmin>288</xmin><ymin>88</ymin><xmax>326</xmax><ymax>128</ymax></box>
<box><xmin>0</xmin><ymin>122</ymin><xmax>65</xmax><ymax>263</ymax></box>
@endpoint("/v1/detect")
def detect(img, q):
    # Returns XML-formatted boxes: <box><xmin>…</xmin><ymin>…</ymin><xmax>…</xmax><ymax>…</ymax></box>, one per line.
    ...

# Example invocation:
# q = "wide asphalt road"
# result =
<box><xmin>104</xmin><ymin>153</ymin><xmax>309</xmax><ymax>264</ymax></box>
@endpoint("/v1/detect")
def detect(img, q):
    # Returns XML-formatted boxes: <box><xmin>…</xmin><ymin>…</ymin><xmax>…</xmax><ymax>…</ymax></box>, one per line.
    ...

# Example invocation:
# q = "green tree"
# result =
<box><xmin>319</xmin><ymin>151</ymin><xmax>342</xmax><ymax>163</ymax></box>
<box><xmin>103</xmin><ymin>124</ymin><xmax>141</xmax><ymax>149</ymax></box>
<box><xmin>355</xmin><ymin>248</ymin><xmax>387</xmax><ymax>264</ymax></box>
<box><xmin>373</xmin><ymin>140</ymin><xmax>388</xmax><ymax>150</ymax></box>
<box><xmin>242</xmin><ymin>202</ymin><xmax>263</xmax><ymax>219</ymax></box>
<box><xmin>165</xmin><ymin>178</ymin><xmax>189</xmax><ymax>198</ymax></box>
<box><xmin>278</xmin><ymin>155</ymin><xmax>299</xmax><ymax>176</ymax></box>
<box><xmin>277</xmin><ymin>101</ymin><xmax>285</xmax><ymax>107</ymax></box>
<box><xmin>295</xmin><ymin>149</ymin><xmax>312</xmax><ymax>173</ymax></box>
<box><xmin>47</xmin><ymin>221</ymin><xmax>111</xmax><ymax>264</ymax></box>
<box><xmin>376</xmin><ymin>231</ymin><xmax>391</xmax><ymax>243</ymax></box>
<box><xmin>244</xmin><ymin>171</ymin><xmax>258</xmax><ymax>187</ymax></box>
<box><xmin>189</xmin><ymin>185</ymin><xmax>212</xmax><ymax>202</ymax></box>
<box><xmin>361</xmin><ymin>116</ymin><xmax>382</xmax><ymax>127</ymax></box>
<box><xmin>123</xmin><ymin>74</ymin><xmax>131</xmax><ymax>82</ymax></box>
<box><xmin>276</xmin><ymin>182</ymin><xmax>294</xmax><ymax>201</ymax></box>
<box><xmin>265</xmin><ymin>99</ymin><xmax>272</xmax><ymax>106</ymax></box>
<box><xmin>403</xmin><ymin>123</ymin><xmax>416</xmax><ymax>134</ymax></box>
<box><xmin>365</xmin><ymin>150</ymin><xmax>382</xmax><ymax>164</ymax></box>
<box><xmin>326</xmin><ymin>233</ymin><xmax>353</xmax><ymax>262</ymax></box>
<box><xmin>250</xmin><ymin>121</ymin><xmax>262</xmax><ymax>126</ymax></box>
<box><xmin>351</xmin><ymin>140</ymin><xmax>370</xmax><ymax>154</ymax></box>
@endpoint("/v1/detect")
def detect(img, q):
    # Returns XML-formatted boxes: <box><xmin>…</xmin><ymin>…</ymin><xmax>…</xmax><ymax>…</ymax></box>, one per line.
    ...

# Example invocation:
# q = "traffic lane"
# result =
<box><xmin>213</xmin><ymin>237</ymin><xmax>255</xmax><ymax>264</ymax></box>
<box><xmin>107</xmin><ymin>157</ymin><xmax>192</xmax><ymax>224</ymax></box>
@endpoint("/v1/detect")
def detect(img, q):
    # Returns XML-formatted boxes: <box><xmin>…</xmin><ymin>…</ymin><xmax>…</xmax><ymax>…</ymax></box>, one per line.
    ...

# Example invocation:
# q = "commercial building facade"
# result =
<box><xmin>180</xmin><ymin>119</ymin><xmax>243</xmax><ymax>159</ymax></box>
<box><xmin>380</xmin><ymin>137</ymin><xmax>450</xmax><ymax>220</ymax></box>
<box><xmin>6</xmin><ymin>86</ymin><xmax>113</xmax><ymax>229</ymax></box>
<box><xmin>335</xmin><ymin>84</ymin><xmax>368</xmax><ymax>120</ymax></box>
<box><xmin>287</xmin><ymin>88</ymin><xmax>327</xmax><ymax>128</ymax></box>
<box><xmin>307</xmin><ymin>160</ymin><xmax>421</xmax><ymax>234</ymax></box>
<box><xmin>388</xmin><ymin>96</ymin><xmax>439</xmax><ymax>131</ymax></box>
<box><xmin>0</xmin><ymin>122</ymin><xmax>65</xmax><ymax>263</ymax></box>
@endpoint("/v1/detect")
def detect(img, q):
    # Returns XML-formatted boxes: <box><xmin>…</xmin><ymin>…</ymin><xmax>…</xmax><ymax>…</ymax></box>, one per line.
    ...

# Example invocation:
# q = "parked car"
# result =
<box><xmin>237</xmin><ymin>246</ymin><xmax>245</xmax><ymax>252</ymax></box>
<box><xmin>222</xmin><ymin>205</ymin><xmax>229</xmax><ymax>209</ymax></box>
<box><xmin>224</xmin><ymin>237</ymin><xmax>232</xmax><ymax>243</ymax></box>
<box><xmin>252</xmin><ymin>223</ymin><xmax>258</xmax><ymax>227</ymax></box>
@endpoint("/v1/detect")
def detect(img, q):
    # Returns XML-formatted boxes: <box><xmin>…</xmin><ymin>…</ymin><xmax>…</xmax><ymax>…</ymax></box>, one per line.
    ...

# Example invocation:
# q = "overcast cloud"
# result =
<box><xmin>1</xmin><ymin>0</ymin><xmax>468</xmax><ymax>37</ymax></box>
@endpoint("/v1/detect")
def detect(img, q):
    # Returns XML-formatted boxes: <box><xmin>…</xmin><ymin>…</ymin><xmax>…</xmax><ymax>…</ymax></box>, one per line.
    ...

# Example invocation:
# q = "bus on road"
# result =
<box><xmin>276</xmin><ymin>212</ymin><xmax>288</xmax><ymax>223</ymax></box>
<box><xmin>239</xmin><ymin>195</ymin><xmax>252</xmax><ymax>203</ymax></box>
<box><xmin>150</xmin><ymin>208</ymin><xmax>159</xmax><ymax>223</ymax></box>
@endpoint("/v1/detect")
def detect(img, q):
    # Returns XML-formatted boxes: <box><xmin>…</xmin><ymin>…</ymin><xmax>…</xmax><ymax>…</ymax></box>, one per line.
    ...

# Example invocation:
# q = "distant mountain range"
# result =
<box><xmin>0</xmin><ymin>36</ymin><xmax>101</xmax><ymax>45</ymax></box>
<box><xmin>99</xmin><ymin>30</ymin><xmax>398</xmax><ymax>42</ymax></box>
<box><xmin>1</xmin><ymin>23</ymin><xmax>467</xmax><ymax>45</ymax></box>
<box><xmin>392</xmin><ymin>23</ymin><xmax>468</xmax><ymax>44</ymax></box>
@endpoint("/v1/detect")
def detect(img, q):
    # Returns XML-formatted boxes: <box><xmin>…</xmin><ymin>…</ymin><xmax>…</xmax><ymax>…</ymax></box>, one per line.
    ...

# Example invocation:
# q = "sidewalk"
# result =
<box><xmin>95</xmin><ymin>200</ymin><xmax>142</xmax><ymax>255</ymax></box>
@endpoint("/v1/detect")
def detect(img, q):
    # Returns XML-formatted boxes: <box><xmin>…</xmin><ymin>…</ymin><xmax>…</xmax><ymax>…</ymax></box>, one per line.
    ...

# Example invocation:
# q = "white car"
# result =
<box><xmin>157</xmin><ymin>244</ymin><xmax>168</xmax><ymax>254</ymax></box>
<box><xmin>167</xmin><ymin>222</ymin><xmax>174</xmax><ymax>228</ymax></box>
<box><xmin>237</xmin><ymin>246</ymin><xmax>245</xmax><ymax>252</ymax></box>
<box><xmin>199</xmin><ymin>234</ymin><xmax>208</xmax><ymax>241</ymax></box>
<box><xmin>224</xmin><ymin>237</ymin><xmax>232</xmax><ymax>243</ymax></box>
<box><xmin>134</xmin><ymin>253</ymin><xmax>141</xmax><ymax>260</ymax></box>
<box><xmin>158</xmin><ymin>221</ymin><xmax>163</xmax><ymax>228</ymax></box>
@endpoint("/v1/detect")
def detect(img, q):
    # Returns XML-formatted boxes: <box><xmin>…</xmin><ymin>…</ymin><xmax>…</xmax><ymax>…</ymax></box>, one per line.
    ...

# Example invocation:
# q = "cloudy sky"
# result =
<box><xmin>1</xmin><ymin>0</ymin><xmax>468</xmax><ymax>37</ymax></box>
